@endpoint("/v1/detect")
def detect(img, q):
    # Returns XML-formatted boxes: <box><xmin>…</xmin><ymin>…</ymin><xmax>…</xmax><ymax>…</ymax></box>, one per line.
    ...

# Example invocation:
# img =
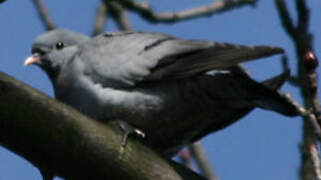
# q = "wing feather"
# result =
<box><xmin>77</xmin><ymin>31</ymin><xmax>283</xmax><ymax>87</ymax></box>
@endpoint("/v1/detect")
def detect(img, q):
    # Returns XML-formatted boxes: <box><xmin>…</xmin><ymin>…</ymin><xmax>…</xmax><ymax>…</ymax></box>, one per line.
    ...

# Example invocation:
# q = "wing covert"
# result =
<box><xmin>77</xmin><ymin>31</ymin><xmax>283</xmax><ymax>88</ymax></box>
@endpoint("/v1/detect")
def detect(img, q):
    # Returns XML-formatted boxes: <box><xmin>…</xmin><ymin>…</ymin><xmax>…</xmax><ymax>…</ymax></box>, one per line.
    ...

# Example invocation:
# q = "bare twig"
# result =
<box><xmin>300</xmin><ymin>50</ymin><xmax>321</xmax><ymax>180</ymax></box>
<box><xmin>275</xmin><ymin>0</ymin><xmax>296</xmax><ymax>38</ymax></box>
<box><xmin>179</xmin><ymin>143</ymin><xmax>218</xmax><ymax>179</ymax></box>
<box><xmin>104</xmin><ymin>0</ymin><xmax>256</xmax><ymax>23</ymax></box>
<box><xmin>302</xmin><ymin>52</ymin><xmax>321</xmax><ymax>123</ymax></box>
<box><xmin>300</xmin><ymin>51</ymin><xmax>321</xmax><ymax>180</ymax></box>
<box><xmin>92</xmin><ymin>3</ymin><xmax>108</xmax><ymax>36</ymax></box>
<box><xmin>309</xmin><ymin>143</ymin><xmax>321</xmax><ymax>180</ymax></box>
<box><xmin>107</xmin><ymin>1</ymin><xmax>132</xmax><ymax>30</ymax></box>
<box><xmin>275</xmin><ymin>0</ymin><xmax>321</xmax><ymax>179</ymax></box>
<box><xmin>284</xmin><ymin>92</ymin><xmax>321</xmax><ymax>179</ymax></box>
<box><xmin>178</xmin><ymin>149</ymin><xmax>194</xmax><ymax>170</ymax></box>
<box><xmin>31</xmin><ymin>0</ymin><xmax>56</xmax><ymax>30</ymax></box>
<box><xmin>189</xmin><ymin>142</ymin><xmax>218</xmax><ymax>180</ymax></box>
<box><xmin>284</xmin><ymin>93</ymin><xmax>321</xmax><ymax>141</ymax></box>
<box><xmin>297</xmin><ymin>0</ymin><xmax>309</xmax><ymax>34</ymax></box>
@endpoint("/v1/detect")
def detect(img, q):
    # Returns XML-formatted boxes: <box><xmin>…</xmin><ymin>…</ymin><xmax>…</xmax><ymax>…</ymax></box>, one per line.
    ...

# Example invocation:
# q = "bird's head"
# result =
<box><xmin>24</xmin><ymin>29</ymin><xmax>90</xmax><ymax>79</ymax></box>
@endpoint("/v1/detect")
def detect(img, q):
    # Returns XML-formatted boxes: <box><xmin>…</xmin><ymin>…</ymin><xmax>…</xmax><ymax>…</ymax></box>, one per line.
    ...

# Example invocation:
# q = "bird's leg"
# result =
<box><xmin>116</xmin><ymin>120</ymin><xmax>145</xmax><ymax>147</ymax></box>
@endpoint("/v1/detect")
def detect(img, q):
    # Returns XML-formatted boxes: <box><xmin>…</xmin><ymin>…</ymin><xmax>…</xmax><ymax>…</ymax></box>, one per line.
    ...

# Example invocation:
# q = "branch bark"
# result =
<box><xmin>275</xmin><ymin>0</ymin><xmax>296</xmax><ymax>38</ymax></box>
<box><xmin>92</xmin><ymin>3</ymin><xmax>108</xmax><ymax>36</ymax></box>
<box><xmin>275</xmin><ymin>0</ymin><xmax>321</xmax><ymax>179</ymax></box>
<box><xmin>0</xmin><ymin>71</ymin><xmax>206</xmax><ymax>180</ymax></box>
<box><xmin>107</xmin><ymin>1</ymin><xmax>132</xmax><ymax>30</ymax></box>
<box><xmin>103</xmin><ymin>0</ymin><xmax>257</xmax><ymax>23</ymax></box>
<box><xmin>31</xmin><ymin>0</ymin><xmax>56</xmax><ymax>30</ymax></box>
<box><xmin>189</xmin><ymin>142</ymin><xmax>217</xmax><ymax>180</ymax></box>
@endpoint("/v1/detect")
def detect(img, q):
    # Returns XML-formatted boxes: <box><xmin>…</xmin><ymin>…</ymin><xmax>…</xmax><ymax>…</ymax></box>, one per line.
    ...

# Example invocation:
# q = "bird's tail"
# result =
<box><xmin>253</xmin><ymin>70</ymin><xmax>299</xmax><ymax>116</ymax></box>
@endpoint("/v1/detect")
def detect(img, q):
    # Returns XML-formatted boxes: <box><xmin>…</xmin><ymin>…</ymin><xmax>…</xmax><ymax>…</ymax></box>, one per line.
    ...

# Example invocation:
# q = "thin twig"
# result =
<box><xmin>178</xmin><ymin>149</ymin><xmax>194</xmax><ymax>170</ymax></box>
<box><xmin>31</xmin><ymin>0</ymin><xmax>56</xmax><ymax>30</ymax></box>
<box><xmin>297</xmin><ymin>0</ymin><xmax>309</xmax><ymax>34</ymax></box>
<box><xmin>189</xmin><ymin>142</ymin><xmax>218</xmax><ymax>180</ymax></box>
<box><xmin>107</xmin><ymin>1</ymin><xmax>131</xmax><ymax>30</ymax></box>
<box><xmin>275</xmin><ymin>0</ymin><xmax>296</xmax><ymax>38</ymax></box>
<box><xmin>105</xmin><ymin>0</ymin><xmax>256</xmax><ymax>23</ymax></box>
<box><xmin>284</xmin><ymin>93</ymin><xmax>321</xmax><ymax>141</ymax></box>
<box><xmin>92</xmin><ymin>3</ymin><xmax>108</xmax><ymax>36</ymax></box>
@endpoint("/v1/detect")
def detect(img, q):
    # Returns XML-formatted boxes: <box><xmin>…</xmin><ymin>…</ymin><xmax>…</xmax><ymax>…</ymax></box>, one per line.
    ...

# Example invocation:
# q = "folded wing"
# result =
<box><xmin>77</xmin><ymin>31</ymin><xmax>283</xmax><ymax>88</ymax></box>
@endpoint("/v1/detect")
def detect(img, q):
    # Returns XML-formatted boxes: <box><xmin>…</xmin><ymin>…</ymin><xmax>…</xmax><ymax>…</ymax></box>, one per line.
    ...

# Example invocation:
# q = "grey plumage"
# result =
<box><xmin>26</xmin><ymin>29</ymin><xmax>298</xmax><ymax>157</ymax></box>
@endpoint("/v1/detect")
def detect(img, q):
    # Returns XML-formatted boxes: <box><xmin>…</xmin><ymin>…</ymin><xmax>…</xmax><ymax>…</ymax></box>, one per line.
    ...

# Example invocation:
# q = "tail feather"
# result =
<box><xmin>262</xmin><ymin>70</ymin><xmax>290</xmax><ymax>90</ymax></box>
<box><xmin>254</xmin><ymin>71</ymin><xmax>299</xmax><ymax>117</ymax></box>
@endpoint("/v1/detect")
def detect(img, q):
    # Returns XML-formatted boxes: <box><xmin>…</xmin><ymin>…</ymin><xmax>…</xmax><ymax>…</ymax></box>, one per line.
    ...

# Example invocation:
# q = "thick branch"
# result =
<box><xmin>31</xmin><ymin>0</ymin><xmax>56</xmax><ymax>30</ymax></box>
<box><xmin>104</xmin><ymin>0</ymin><xmax>256</xmax><ymax>23</ymax></box>
<box><xmin>0</xmin><ymin>72</ymin><xmax>206</xmax><ymax>180</ymax></box>
<box><xmin>309</xmin><ymin>144</ymin><xmax>321</xmax><ymax>180</ymax></box>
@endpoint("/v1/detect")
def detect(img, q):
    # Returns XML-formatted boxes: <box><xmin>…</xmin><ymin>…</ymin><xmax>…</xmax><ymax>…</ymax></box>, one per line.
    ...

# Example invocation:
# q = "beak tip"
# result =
<box><xmin>24</xmin><ymin>55</ymin><xmax>40</xmax><ymax>66</ymax></box>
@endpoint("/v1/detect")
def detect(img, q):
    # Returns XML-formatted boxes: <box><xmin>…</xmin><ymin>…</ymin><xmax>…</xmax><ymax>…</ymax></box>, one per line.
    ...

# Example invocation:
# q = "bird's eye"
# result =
<box><xmin>56</xmin><ymin>42</ymin><xmax>64</xmax><ymax>50</ymax></box>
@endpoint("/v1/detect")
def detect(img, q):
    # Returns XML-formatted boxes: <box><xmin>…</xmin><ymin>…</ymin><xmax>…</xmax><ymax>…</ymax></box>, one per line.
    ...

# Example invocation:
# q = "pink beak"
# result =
<box><xmin>24</xmin><ymin>53</ymin><xmax>41</xmax><ymax>66</ymax></box>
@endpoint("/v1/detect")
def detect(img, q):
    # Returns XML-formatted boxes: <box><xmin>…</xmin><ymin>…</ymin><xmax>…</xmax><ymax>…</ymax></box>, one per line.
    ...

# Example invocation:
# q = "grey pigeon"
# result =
<box><xmin>25</xmin><ymin>29</ymin><xmax>298</xmax><ymax>157</ymax></box>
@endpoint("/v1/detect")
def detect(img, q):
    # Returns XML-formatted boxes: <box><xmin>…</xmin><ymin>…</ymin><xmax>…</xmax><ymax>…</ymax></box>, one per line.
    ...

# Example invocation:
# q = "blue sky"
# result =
<box><xmin>0</xmin><ymin>0</ymin><xmax>320</xmax><ymax>179</ymax></box>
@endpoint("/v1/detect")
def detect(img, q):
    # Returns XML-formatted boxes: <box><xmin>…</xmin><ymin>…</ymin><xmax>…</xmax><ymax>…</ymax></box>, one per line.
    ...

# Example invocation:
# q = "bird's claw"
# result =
<box><xmin>117</xmin><ymin>120</ymin><xmax>145</xmax><ymax>148</ymax></box>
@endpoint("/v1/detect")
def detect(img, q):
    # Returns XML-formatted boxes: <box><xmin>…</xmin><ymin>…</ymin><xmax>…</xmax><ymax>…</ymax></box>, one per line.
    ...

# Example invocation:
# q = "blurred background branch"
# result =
<box><xmin>31</xmin><ymin>0</ymin><xmax>56</xmax><ymax>30</ymax></box>
<box><xmin>189</xmin><ymin>142</ymin><xmax>218</xmax><ymax>180</ymax></box>
<box><xmin>92</xmin><ymin>3</ymin><xmax>108</xmax><ymax>36</ymax></box>
<box><xmin>102</xmin><ymin>0</ymin><xmax>257</xmax><ymax>23</ymax></box>
<box><xmin>106</xmin><ymin>1</ymin><xmax>132</xmax><ymax>30</ymax></box>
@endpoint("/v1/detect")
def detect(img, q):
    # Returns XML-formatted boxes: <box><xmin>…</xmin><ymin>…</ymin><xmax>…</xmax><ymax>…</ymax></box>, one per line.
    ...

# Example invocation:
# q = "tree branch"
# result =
<box><xmin>31</xmin><ymin>0</ymin><xmax>56</xmax><ymax>30</ymax></box>
<box><xmin>0</xmin><ymin>71</ymin><xmax>206</xmax><ymax>180</ymax></box>
<box><xmin>275</xmin><ymin>0</ymin><xmax>321</xmax><ymax>179</ymax></box>
<box><xmin>107</xmin><ymin>1</ymin><xmax>132</xmax><ymax>30</ymax></box>
<box><xmin>309</xmin><ymin>143</ymin><xmax>321</xmax><ymax>180</ymax></box>
<box><xmin>92</xmin><ymin>3</ymin><xmax>108</xmax><ymax>36</ymax></box>
<box><xmin>297</xmin><ymin>0</ymin><xmax>309</xmax><ymax>34</ymax></box>
<box><xmin>103</xmin><ymin>0</ymin><xmax>256</xmax><ymax>23</ymax></box>
<box><xmin>178</xmin><ymin>149</ymin><xmax>194</xmax><ymax>170</ymax></box>
<box><xmin>284</xmin><ymin>94</ymin><xmax>321</xmax><ymax>141</ymax></box>
<box><xmin>274</xmin><ymin>0</ymin><xmax>296</xmax><ymax>38</ymax></box>
<box><xmin>283</xmin><ymin>92</ymin><xmax>321</xmax><ymax>180</ymax></box>
<box><xmin>189</xmin><ymin>142</ymin><xmax>218</xmax><ymax>180</ymax></box>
